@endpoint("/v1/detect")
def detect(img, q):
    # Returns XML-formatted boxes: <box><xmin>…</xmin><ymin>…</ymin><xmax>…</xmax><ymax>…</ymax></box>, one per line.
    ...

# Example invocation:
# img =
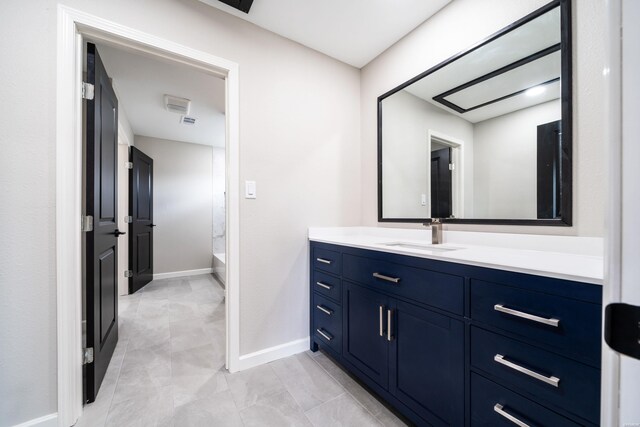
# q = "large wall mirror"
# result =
<box><xmin>378</xmin><ymin>0</ymin><xmax>572</xmax><ymax>225</ymax></box>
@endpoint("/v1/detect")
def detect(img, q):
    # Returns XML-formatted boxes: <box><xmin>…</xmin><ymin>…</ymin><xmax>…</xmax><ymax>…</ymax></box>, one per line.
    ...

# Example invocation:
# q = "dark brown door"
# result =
<box><xmin>430</xmin><ymin>147</ymin><xmax>453</xmax><ymax>218</ymax></box>
<box><xmin>84</xmin><ymin>43</ymin><xmax>121</xmax><ymax>402</ymax></box>
<box><xmin>129</xmin><ymin>146</ymin><xmax>154</xmax><ymax>293</ymax></box>
<box><xmin>537</xmin><ymin>120</ymin><xmax>562</xmax><ymax>219</ymax></box>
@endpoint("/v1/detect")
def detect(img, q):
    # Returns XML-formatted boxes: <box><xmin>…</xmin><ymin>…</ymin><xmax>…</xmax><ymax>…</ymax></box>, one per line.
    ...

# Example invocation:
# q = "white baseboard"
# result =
<box><xmin>12</xmin><ymin>413</ymin><xmax>58</xmax><ymax>427</ymax></box>
<box><xmin>237</xmin><ymin>337</ymin><xmax>309</xmax><ymax>371</ymax></box>
<box><xmin>153</xmin><ymin>268</ymin><xmax>213</xmax><ymax>280</ymax></box>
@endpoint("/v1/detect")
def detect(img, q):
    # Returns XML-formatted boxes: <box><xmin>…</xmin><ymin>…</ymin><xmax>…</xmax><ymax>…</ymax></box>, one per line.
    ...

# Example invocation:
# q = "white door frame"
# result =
<box><xmin>427</xmin><ymin>129</ymin><xmax>465</xmax><ymax>218</ymax></box>
<box><xmin>602</xmin><ymin>0</ymin><xmax>640</xmax><ymax>425</ymax></box>
<box><xmin>55</xmin><ymin>6</ymin><xmax>241</xmax><ymax>426</ymax></box>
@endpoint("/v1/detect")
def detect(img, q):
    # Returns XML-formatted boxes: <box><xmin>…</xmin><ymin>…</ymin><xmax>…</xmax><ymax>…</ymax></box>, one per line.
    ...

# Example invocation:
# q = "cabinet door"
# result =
<box><xmin>343</xmin><ymin>281</ymin><xmax>390</xmax><ymax>389</ymax></box>
<box><xmin>389</xmin><ymin>299</ymin><xmax>464</xmax><ymax>427</ymax></box>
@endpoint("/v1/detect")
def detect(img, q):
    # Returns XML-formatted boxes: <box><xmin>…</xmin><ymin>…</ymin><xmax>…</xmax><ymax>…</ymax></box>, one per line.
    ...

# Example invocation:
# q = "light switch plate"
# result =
<box><xmin>245</xmin><ymin>181</ymin><xmax>256</xmax><ymax>199</ymax></box>
<box><xmin>421</xmin><ymin>194</ymin><xmax>427</xmax><ymax>206</ymax></box>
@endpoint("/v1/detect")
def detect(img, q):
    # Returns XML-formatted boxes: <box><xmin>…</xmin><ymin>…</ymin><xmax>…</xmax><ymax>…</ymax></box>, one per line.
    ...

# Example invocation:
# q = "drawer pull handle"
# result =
<box><xmin>373</xmin><ymin>272</ymin><xmax>400</xmax><ymax>283</ymax></box>
<box><xmin>316</xmin><ymin>328</ymin><xmax>333</xmax><ymax>341</ymax></box>
<box><xmin>494</xmin><ymin>354</ymin><xmax>560</xmax><ymax>387</ymax></box>
<box><xmin>316</xmin><ymin>281</ymin><xmax>333</xmax><ymax>290</ymax></box>
<box><xmin>494</xmin><ymin>304</ymin><xmax>560</xmax><ymax>327</ymax></box>
<box><xmin>494</xmin><ymin>404</ymin><xmax>530</xmax><ymax>427</ymax></box>
<box><xmin>387</xmin><ymin>309</ymin><xmax>394</xmax><ymax>341</ymax></box>
<box><xmin>316</xmin><ymin>305</ymin><xmax>333</xmax><ymax>316</ymax></box>
<box><xmin>316</xmin><ymin>258</ymin><xmax>332</xmax><ymax>265</ymax></box>
<box><xmin>379</xmin><ymin>305</ymin><xmax>384</xmax><ymax>337</ymax></box>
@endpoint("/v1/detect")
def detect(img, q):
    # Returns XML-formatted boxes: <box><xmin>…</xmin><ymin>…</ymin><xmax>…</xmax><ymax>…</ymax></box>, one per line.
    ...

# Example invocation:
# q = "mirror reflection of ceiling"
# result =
<box><xmin>404</xmin><ymin>6</ymin><xmax>560</xmax><ymax>123</ymax></box>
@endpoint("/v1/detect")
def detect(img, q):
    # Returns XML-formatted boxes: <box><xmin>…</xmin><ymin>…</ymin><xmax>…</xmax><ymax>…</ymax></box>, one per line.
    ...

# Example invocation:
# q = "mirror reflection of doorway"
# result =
<box><xmin>428</xmin><ymin>131</ymin><xmax>463</xmax><ymax>219</ymax></box>
<box><xmin>430</xmin><ymin>147</ymin><xmax>452</xmax><ymax>218</ymax></box>
<box><xmin>536</xmin><ymin>120</ymin><xmax>562</xmax><ymax>219</ymax></box>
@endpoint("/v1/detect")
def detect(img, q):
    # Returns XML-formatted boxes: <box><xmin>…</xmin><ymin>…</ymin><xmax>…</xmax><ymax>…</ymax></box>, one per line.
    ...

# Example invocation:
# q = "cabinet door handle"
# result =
<box><xmin>494</xmin><ymin>304</ymin><xmax>560</xmax><ymax>327</ymax></box>
<box><xmin>316</xmin><ymin>305</ymin><xmax>333</xmax><ymax>316</ymax></box>
<box><xmin>316</xmin><ymin>258</ymin><xmax>332</xmax><ymax>265</ymax></box>
<box><xmin>494</xmin><ymin>404</ymin><xmax>530</xmax><ymax>427</ymax></box>
<box><xmin>387</xmin><ymin>309</ymin><xmax>394</xmax><ymax>341</ymax></box>
<box><xmin>316</xmin><ymin>281</ymin><xmax>332</xmax><ymax>290</ymax></box>
<box><xmin>373</xmin><ymin>272</ymin><xmax>400</xmax><ymax>283</ymax></box>
<box><xmin>379</xmin><ymin>305</ymin><xmax>384</xmax><ymax>337</ymax></box>
<box><xmin>316</xmin><ymin>328</ymin><xmax>333</xmax><ymax>341</ymax></box>
<box><xmin>494</xmin><ymin>354</ymin><xmax>560</xmax><ymax>387</ymax></box>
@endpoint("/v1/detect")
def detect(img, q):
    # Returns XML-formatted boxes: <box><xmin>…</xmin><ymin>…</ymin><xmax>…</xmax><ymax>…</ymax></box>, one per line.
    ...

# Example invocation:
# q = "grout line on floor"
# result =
<box><xmin>101</xmin><ymin>337</ymin><xmax>130</xmax><ymax>427</ymax></box>
<box><xmin>306</xmin><ymin>350</ymin><xmax>389</xmax><ymax>424</ymax></box>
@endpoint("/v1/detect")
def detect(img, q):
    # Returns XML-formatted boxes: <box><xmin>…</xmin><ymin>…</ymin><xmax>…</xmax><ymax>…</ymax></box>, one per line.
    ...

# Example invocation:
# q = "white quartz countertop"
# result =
<box><xmin>309</xmin><ymin>227</ymin><xmax>604</xmax><ymax>285</ymax></box>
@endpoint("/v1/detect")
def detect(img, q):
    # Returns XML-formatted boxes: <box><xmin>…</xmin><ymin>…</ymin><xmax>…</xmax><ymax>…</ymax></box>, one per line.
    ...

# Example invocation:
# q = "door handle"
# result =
<box><xmin>387</xmin><ymin>309</ymin><xmax>394</xmax><ymax>341</ymax></box>
<box><xmin>149</xmin><ymin>224</ymin><xmax>157</xmax><ymax>227</ymax></box>
<box><xmin>379</xmin><ymin>305</ymin><xmax>384</xmax><ymax>337</ymax></box>
<box><xmin>113</xmin><ymin>229</ymin><xmax>126</xmax><ymax>237</ymax></box>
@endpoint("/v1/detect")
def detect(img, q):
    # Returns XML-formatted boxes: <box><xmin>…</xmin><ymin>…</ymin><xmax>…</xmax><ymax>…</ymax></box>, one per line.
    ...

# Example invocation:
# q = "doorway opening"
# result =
<box><xmin>80</xmin><ymin>38</ymin><xmax>231</xmax><ymax>410</ymax></box>
<box><xmin>427</xmin><ymin>130</ymin><xmax>465</xmax><ymax>219</ymax></box>
<box><xmin>56</xmin><ymin>7</ymin><xmax>240</xmax><ymax>426</ymax></box>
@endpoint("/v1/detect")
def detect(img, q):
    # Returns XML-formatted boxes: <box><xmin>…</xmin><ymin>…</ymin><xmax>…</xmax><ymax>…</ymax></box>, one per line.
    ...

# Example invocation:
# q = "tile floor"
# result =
<box><xmin>75</xmin><ymin>274</ymin><xmax>409</xmax><ymax>427</ymax></box>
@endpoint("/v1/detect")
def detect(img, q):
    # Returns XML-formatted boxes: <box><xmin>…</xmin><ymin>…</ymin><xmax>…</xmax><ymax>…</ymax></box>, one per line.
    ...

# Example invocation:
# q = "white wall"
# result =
<box><xmin>212</xmin><ymin>147</ymin><xmax>225</xmax><ymax>255</ymax></box>
<box><xmin>473</xmin><ymin>100</ymin><xmax>561</xmax><ymax>218</ymax></box>
<box><xmin>361</xmin><ymin>0</ymin><xmax>606</xmax><ymax>236</ymax></box>
<box><xmin>381</xmin><ymin>90</ymin><xmax>474</xmax><ymax>218</ymax></box>
<box><xmin>135</xmin><ymin>136</ymin><xmax>214</xmax><ymax>275</ymax></box>
<box><xmin>0</xmin><ymin>0</ymin><xmax>361</xmax><ymax>424</ymax></box>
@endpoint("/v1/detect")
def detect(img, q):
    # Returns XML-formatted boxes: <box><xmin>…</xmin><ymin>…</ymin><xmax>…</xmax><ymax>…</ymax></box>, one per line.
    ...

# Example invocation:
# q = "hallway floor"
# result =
<box><xmin>75</xmin><ymin>274</ymin><xmax>408</xmax><ymax>427</ymax></box>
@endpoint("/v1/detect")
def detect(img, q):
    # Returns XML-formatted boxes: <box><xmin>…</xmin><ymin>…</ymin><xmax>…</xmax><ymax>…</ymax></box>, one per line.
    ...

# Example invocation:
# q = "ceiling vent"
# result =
<box><xmin>209</xmin><ymin>0</ymin><xmax>254</xmax><ymax>14</ymax></box>
<box><xmin>180</xmin><ymin>116</ymin><xmax>197</xmax><ymax>125</ymax></box>
<box><xmin>164</xmin><ymin>95</ymin><xmax>191</xmax><ymax>115</ymax></box>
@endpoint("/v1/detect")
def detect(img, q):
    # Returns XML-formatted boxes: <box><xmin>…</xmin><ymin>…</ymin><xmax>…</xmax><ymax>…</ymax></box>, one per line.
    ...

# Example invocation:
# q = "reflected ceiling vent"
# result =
<box><xmin>180</xmin><ymin>116</ymin><xmax>197</xmax><ymax>125</ymax></box>
<box><xmin>164</xmin><ymin>94</ymin><xmax>191</xmax><ymax>115</ymax></box>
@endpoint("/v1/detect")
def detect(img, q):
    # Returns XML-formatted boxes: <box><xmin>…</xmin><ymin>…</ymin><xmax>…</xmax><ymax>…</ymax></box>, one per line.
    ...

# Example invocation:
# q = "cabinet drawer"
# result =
<box><xmin>313</xmin><ymin>247</ymin><xmax>342</xmax><ymax>275</ymax></box>
<box><xmin>312</xmin><ymin>270</ymin><xmax>341</xmax><ymax>302</ymax></box>
<box><xmin>470</xmin><ymin>279</ymin><xmax>601</xmax><ymax>364</ymax></box>
<box><xmin>471</xmin><ymin>373</ymin><xmax>583</xmax><ymax>427</ymax></box>
<box><xmin>343</xmin><ymin>254</ymin><xmax>464</xmax><ymax>315</ymax></box>
<box><xmin>471</xmin><ymin>326</ymin><xmax>600</xmax><ymax>423</ymax></box>
<box><xmin>313</xmin><ymin>293</ymin><xmax>342</xmax><ymax>354</ymax></box>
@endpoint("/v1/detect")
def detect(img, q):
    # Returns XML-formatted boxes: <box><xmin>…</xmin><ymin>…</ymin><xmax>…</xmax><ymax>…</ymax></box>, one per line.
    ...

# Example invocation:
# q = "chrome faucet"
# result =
<box><xmin>423</xmin><ymin>218</ymin><xmax>443</xmax><ymax>244</ymax></box>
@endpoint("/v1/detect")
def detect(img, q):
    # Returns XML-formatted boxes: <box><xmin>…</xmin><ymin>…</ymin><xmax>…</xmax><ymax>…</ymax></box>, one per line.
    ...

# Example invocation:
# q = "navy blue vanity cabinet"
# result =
<box><xmin>343</xmin><ymin>281</ymin><xmax>390</xmax><ymax>388</ymax></box>
<box><xmin>311</xmin><ymin>242</ymin><xmax>466</xmax><ymax>426</ymax></box>
<box><xmin>309</xmin><ymin>241</ymin><xmax>602</xmax><ymax>427</ymax></box>
<box><xmin>469</xmin><ymin>275</ymin><xmax>602</xmax><ymax>426</ymax></box>
<box><xmin>389</xmin><ymin>299</ymin><xmax>464</xmax><ymax>427</ymax></box>
<box><xmin>310</xmin><ymin>245</ymin><xmax>343</xmax><ymax>359</ymax></box>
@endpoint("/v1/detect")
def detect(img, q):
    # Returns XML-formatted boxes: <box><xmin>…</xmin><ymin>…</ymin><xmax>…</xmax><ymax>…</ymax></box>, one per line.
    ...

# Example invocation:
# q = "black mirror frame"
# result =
<box><xmin>377</xmin><ymin>0</ymin><xmax>572</xmax><ymax>226</ymax></box>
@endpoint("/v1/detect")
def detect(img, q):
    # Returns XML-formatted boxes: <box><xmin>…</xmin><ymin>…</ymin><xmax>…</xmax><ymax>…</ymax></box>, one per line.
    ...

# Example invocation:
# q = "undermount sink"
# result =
<box><xmin>381</xmin><ymin>242</ymin><xmax>461</xmax><ymax>252</ymax></box>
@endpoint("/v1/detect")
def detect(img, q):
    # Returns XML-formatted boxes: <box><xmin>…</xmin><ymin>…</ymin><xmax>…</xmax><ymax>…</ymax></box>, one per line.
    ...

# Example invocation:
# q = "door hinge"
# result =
<box><xmin>125</xmin><ymin>270</ymin><xmax>133</xmax><ymax>278</ymax></box>
<box><xmin>449</xmin><ymin>163</ymin><xmax>455</xmax><ymax>171</ymax></box>
<box><xmin>83</xmin><ymin>347</ymin><xmax>94</xmax><ymax>365</ymax></box>
<box><xmin>81</xmin><ymin>215</ymin><xmax>94</xmax><ymax>232</ymax></box>
<box><xmin>124</xmin><ymin>215</ymin><xmax>133</xmax><ymax>224</ymax></box>
<box><xmin>81</xmin><ymin>82</ymin><xmax>95</xmax><ymax>100</ymax></box>
<box><xmin>125</xmin><ymin>162</ymin><xmax>133</xmax><ymax>169</ymax></box>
